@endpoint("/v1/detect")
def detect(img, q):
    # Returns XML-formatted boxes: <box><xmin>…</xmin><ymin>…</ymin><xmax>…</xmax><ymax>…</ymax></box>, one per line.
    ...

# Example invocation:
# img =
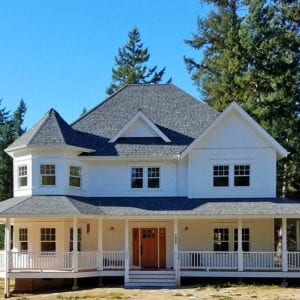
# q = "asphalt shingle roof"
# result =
<box><xmin>1</xmin><ymin>196</ymin><xmax>299</xmax><ymax>217</ymax></box>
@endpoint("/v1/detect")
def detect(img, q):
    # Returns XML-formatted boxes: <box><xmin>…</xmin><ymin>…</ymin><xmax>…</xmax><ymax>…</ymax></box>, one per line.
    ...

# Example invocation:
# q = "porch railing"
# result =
<box><xmin>78</xmin><ymin>251</ymin><xmax>98</xmax><ymax>270</ymax></box>
<box><xmin>103</xmin><ymin>250</ymin><xmax>125</xmax><ymax>269</ymax></box>
<box><xmin>179</xmin><ymin>251</ymin><xmax>238</xmax><ymax>270</ymax></box>
<box><xmin>288</xmin><ymin>252</ymin><xmax>300</xmax><ymax>270</ymax></box>
<box><xmin>243</xmin><ymin>252</ymin><xmax>281</xmax><ymax>270</ymax></box>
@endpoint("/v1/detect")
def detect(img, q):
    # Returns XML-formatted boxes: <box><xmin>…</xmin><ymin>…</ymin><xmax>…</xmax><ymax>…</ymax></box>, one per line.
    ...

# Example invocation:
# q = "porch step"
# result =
<box><xmin>126</xmin><ymin>270</ymin><xmax>177</xmax><ymax>287</ymax></box>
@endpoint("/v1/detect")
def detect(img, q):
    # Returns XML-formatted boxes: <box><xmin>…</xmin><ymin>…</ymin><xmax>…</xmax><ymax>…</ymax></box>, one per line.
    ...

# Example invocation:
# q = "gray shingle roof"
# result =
<box><xmin>6</xmin><ymin>109</ymin><xmax>92</xmax><ymax>152</ymax></box>
<box><xmin>1</xmin><ymin>196</ymin><xmax>299</xmax><ymax>217</ymax></box>
<box><xmin>72</xmin><ymin>84</ymin><xmax>219</xmax><ymax>157</ymax></box>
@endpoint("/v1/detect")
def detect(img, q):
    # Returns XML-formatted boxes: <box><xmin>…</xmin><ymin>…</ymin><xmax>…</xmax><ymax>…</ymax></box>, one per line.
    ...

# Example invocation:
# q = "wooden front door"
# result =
<box><xmin>132</xmin><ymin>228</ymin><xmax>166</xmax><ymax>269</ymax></box>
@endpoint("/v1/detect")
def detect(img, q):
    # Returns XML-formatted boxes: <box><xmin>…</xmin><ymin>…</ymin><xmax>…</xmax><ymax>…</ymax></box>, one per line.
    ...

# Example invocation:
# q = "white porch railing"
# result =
<box><xmin>103</xmin><ymin>250</ymin><xmax>125</xmax><ymax>269</ymax></box>
<box><xmin>243</xmin><ymin>252</ymin><xmax>281</xmax><ymax>270</ymax></box>
<box><xmin>10</xmin><ymin>251</ymin><xmax>72</xmax><ymax>271</ymax></box>
<box><xmin>78</xmin><ymin>251</ymin><xmax>98</xmax><ymax>270</ymax></box>
<box><xmin>288</xmin><ymin>252</ymin><xmax>300</xmax><ymax>270</ymax></box>
<box><xmin>179</xmin><ymin>251</ymin><xmax>238</xmax><ymax>270</ymax></box>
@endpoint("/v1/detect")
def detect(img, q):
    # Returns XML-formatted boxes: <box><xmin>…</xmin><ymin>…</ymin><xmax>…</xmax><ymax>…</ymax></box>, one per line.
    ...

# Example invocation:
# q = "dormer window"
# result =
<box><xmin>40</xmin><ymin>164</ymin><xmax>56</xmax><ymax>186</ymax></box>
<box><xmin>18</xmin><ymin>165</ymin><xmax>28</xmax><ymax>187</ymax></box>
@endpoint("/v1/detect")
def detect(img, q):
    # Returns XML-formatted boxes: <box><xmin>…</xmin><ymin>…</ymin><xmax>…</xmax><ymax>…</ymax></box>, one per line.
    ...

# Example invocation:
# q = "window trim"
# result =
<box><xmin>19</xmin><ymin>228</ymin><xmax>28</xmax><ymax>252</ymax></box>
<box><xmin>69</xmin><ymin>165</ymin><xmax>82</xmax><ymax>188</ymax></box>
<box><xmin>234</xmin><ymin>227</ymin><xmax>250</xmax><ymax>252</ymax></box>
<box><xmin>129</xmin><ymin>166</ymin><xmax>161</xmax><ymax>190</ymax></box>
<box><xmin>40</xmin><ymin>164</ymin><xmax>56</xmax><ymax>186</ymax></box>
<box><xmin>40</xmin><ymin>228</ymin><xmax>56</xmax><ymax>253</ymax></box>
<box><xmin>69</xmin><ymin>228</ymin><xmax>82</xmax><ymax>252</ymax></box>
<box><xmin>18</xmin><ymin>165</ymin><xmax>28</xmax><ymax>188</ymax></box>
<box><xmin>234</xmin><ymin>165</ymin><xmax>250</xmax><ymax>187</ymax></box>
<box><xmin>212</xmin><ymin>162</ymin><xmax>252</xmax><ymax>188</ymax></box>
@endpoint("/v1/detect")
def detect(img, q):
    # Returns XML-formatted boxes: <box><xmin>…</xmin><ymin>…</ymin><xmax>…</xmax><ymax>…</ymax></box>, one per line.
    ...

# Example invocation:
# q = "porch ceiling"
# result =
<box><xmin>0</xmin><ymin>196</ymin><xmax>300</xmax><ymax>218</ymax></box>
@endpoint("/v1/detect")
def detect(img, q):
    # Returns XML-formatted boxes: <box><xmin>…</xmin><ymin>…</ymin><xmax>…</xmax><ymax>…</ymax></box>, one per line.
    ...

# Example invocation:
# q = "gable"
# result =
<box><xmin>109</xmin><ymin>110</ymin><xmax>171</xmax><ymax>143</ymax></box>
<box><xmin>197</xmin><ymin>110</ymin><xmax>270</xmax><ymax>149</ymax></box>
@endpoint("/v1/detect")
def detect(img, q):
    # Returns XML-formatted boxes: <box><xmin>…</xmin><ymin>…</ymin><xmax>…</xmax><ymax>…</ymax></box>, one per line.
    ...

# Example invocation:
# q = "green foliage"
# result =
<box><xmin>106</xmin><ymin>27</ymin><xmax>170</xmax><ymax>95</ymax></box>
<box><xmin>0</xmin><ymin>99</ymin><xmax>27</xmax><ymax>201</ymax></box>
<box><xmin>185</xmin><ymin>0</ymin><xmax>300</xmax><ymax>198</ymax></box>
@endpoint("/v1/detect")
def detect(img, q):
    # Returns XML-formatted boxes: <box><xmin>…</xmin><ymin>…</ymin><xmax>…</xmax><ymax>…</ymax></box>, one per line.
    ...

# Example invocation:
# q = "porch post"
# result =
<box><xmin>4</xmin><ymin>218</ymin><xmax>11</xmax><ymax>298</ymax></box>
<box><xmin>97</xmin><ymin>218</ymin><xmax>103</xmax><ymax>271</ymax></box>
<box><xmin>72</xmin><ymin>217</ymin><xmax>79</xmax><ymax>273</ymax></box>
<box><xmin>282</xmin><ymin>218</ymin><xmax>288</xmax><ymax>272</ymax></box>
<box><xmin>124</xmin><ymin>219</ymin><xmax>129</xmax><ymax>285</ymax></box>
<box><xmin>237</xmin><ymin>218</ymin><xmax>243</xmax><ymax>271</ymax></box>
<box><xmin>173</xmin><ymin>218</ymin><xmax>180</xmax><ymax>286</ymax></box>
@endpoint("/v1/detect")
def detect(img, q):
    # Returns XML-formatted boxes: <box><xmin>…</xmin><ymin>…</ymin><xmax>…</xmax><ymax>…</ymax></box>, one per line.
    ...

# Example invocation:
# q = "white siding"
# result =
<box><xmin>123</xmin><ymin>118</ymin><xmax>159</xmax><ymax>138</ymax></box>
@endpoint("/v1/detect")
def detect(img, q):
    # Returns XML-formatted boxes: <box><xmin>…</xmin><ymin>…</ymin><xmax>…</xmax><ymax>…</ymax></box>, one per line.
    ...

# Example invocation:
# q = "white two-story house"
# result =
<box><xmin>0</xmin><ymin>84</ymin><xmax>299</xmax><ymax>296</ymax></box>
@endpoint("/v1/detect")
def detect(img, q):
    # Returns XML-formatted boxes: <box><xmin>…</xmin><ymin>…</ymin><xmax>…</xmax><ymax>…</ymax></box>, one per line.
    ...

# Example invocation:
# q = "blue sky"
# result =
<box><xmin>0</xmin><ymin>0</ymin><xmax>209</xmax><ymax>129</ymax></box>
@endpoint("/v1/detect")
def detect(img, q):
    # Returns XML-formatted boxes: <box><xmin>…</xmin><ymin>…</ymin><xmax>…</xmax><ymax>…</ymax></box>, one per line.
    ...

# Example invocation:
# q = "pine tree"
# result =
<box><xmin>106</xmin><ymin>27</ymin><xmax>170</xmax><ymax>95</ymax></box>
<box><xmin>185</xmin><ymin>0</ymin><xmax>300</xmax><ymax>198</ymax></box>
<box><xmin>0</xmin><ymin>99</ymin><xmax>27</xmax><ymax>201</ymax></box>
<box><xmin>184</xmin><ymin>0</ymin><xmax>247</xmax><ymax>111</ymax></box>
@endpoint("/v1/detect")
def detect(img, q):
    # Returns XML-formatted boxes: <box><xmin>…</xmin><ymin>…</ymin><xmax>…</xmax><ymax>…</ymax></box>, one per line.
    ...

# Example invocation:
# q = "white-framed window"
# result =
<box><xmin>69</xmin><ymin>166</ymin><xmax>81</xmax><ymax>187</ymax></box>
<box><xmin>212</xmin><ymin>164</ymin><xmax>251</xmax><ymax>187</ymax></box>
<box><xmin>40</xmin><ymin>164</ymin><xmax>56</xmax><ymax>186</ymax></box>
<box><xmin>213</xmin><ymin>165</ymin><xmax>229</xmax><ymax>187</ymax></box>
<box><xmin>18</xmin><ymin>165</ymin><xmax>28</xmax><ymax>187</ymax></box>
<box><xmin>19</xmin><ymin>228</ymin><xmax>28</xmax><ymax>252</ymax></box>
<box><xmin>41</xmin><ymin>228</ymin><xmax>56</xmax><ymax>252</ymax></box>
<box><xmin>69</xmin><ymin>228</ymin><xmax>82</xmax><ymax>252</ymax></box>
<box><xmin>213</xmin><ymin>228</ymin><xmax>229</xmax><ymax>251</ymax></box>
<box><xmin>234</xmin><ymin>228</ymin><xmax>250</xmax><ymax>251</ymax></box>
<box><xmin>234</xmin><ymin>165</ymin><xmax>250</xmax><ymax>186</ymax></box>
<box><xmin>130</xmin><ymin>166</ymin><xmax>160</xmax><ymax>189</ymax></box>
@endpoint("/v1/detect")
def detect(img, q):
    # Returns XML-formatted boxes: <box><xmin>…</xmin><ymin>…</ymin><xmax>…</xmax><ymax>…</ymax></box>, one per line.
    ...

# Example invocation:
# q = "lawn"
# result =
<box><xmin>1</xmin><ymin>280</ymin><xmax>300</xmax><ymax>300</ymax></box>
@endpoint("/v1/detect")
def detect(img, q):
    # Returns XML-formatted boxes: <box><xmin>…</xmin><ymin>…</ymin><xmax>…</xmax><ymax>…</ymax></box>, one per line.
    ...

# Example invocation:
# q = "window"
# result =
<box><xmin>69</xmin><ymin>166</ymin><xmax>81</xmax><ymax>187</ymax></box>
<box><xmin>131</xmin><ymin>167</ymin><xmax>143</xmax><ymax>188</ymax></box>
<box><xmin>18</xmin><ymin>165</ymin><xmax>28</xmax><ymax>187</ymax></box>
<box><xmin>213</xmin><ymin>165</ymin><xmax>229</xmax><ymax>187</ymax></box>
<box><xmin>69</xmin><ymin>228</ymin><xmax>82</xmax><ymax>252</ymax></box>
<box><xmin>41</xmin><ymin>228</ymin><xmax>56</xmax><ymax>252</ymax></box>
<box><xmin>40</xmin><ymin>164</ymin><xmax>55</xmax><ymax>186</ymax></box>
<box><xmin>131</xmin><ymin>167</ymin><xmax>160</xmax><ymax>189</ymax></box>
<box><xmin>214</xmin><ymin>228</ymin><xmax>229</xmax><ymax>251</ymax></box>
<box><xmin>234</xmin><ymin>165</ymin><xmax>250</xmax><ymax>186</ymax></box>
<box><xmin>234</xmin><ymin>228</ymin><xmax>250</xmax><ymax>251</ymax></box>
<box><xmin>19</xmin><ymin>228</ymin><xmax>28</xmax><ymax>252</ymax></box>
<box><xmin>147</xmin><ymin>167</ymin><xmax>160</xmax><ymax>188</ymax></box>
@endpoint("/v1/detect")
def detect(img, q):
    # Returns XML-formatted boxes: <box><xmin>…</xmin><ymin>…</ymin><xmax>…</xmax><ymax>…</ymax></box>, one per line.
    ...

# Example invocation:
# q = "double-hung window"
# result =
<box><xmin>69</xmin><ymin>166</ymin><xmax>81</xmax><ymax>187</ymax></box>
<box><xmin>131</xmin><ymin>167</ymin><xmax>160</xmax><ymax>189</ymax></box>
<box><xmin>234</xmin><ymin>165</ymin><xmax>250</xmax><ymax>186</ymax></box>
<box><xmin>40</xmin><ymin>164</ymin><xmax>56</xmax><ymax>186</ymax></box>
<box><xmin>213</xmin><ymin>228</ymin><xmax>229</xmax><ymax>251</ymax></box>
<box><xmin>234</xmin><ymin>228</ymin><xmax>250</xmax><ymax>251</ymax></box>
<box><xmin>213</xmin><ymin>165</ymin><xmax>229</xmax><ymax>187</ymax></box>
<box><xmin>18</xmin><ymin>165</ymin><xmax>28</xmax><ymax>187</ymax></box>
<box><xmin>19</xmin><ymin>228</ymin><xmax>28</xmax><ymax>252</ymax></box>
<box><xmin>41</xmin><ymin>228</ymin><xmax>56</xmax><ymax>252</ymax></box>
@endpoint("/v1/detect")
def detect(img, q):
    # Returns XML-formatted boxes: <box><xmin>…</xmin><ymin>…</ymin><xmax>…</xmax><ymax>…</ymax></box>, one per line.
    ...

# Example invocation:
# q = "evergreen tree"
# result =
<box><xmin>106</xmin><ymin>27</ymin><xmax>170</xmax><ymax>95</ymax></box>
<box><xmin>0</xmin><ymin>99</ymin><xmax>27</xmax><ymax>201</ymax></box>
<box><xmin>185</xmin><ymin>0</ymin><xmax>300</xmax><ymax>198</ymax></box>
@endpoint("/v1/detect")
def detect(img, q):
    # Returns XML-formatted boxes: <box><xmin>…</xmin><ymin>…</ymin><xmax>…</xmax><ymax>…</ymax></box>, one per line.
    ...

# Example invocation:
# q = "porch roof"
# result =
<box><xmin>0</xmin><ymin>196</ymin><xmax>300</xmax><ymax>218</ymax></box>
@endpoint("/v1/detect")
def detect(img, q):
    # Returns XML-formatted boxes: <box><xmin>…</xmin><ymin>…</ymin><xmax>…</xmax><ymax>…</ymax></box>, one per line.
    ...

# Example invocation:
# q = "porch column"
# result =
<box><xmin>173</xmin><ymin>218</ymin><xmax>180</xmax><ymax>286</ymax></box>
<box><xmin>237</xmin><ymin>218</ymin><xmax>243</xmax><ymax>271</ymax></box>
<box><xmin>124</xmin><ymin>219</ymin><xmax>129</xmax><ymax>285</ymax></box>
<box><xmin>282</xmin><ymin>218</ymin><xmax>288</xmax><ymax>272</ymax></box>
<box><xmin>97</xmin><ymin>218</ymin><xmax>103</xmax><ymax>271</ymax></box>
<box><xmin>72</xmin><ymin>217</ymin><xmax>79</xmax><ymax>273</ymax></box>
<box><xmin>4</xmin><ymin>218</ymin><xmax>11</xmax><ymax>298</ymax></box>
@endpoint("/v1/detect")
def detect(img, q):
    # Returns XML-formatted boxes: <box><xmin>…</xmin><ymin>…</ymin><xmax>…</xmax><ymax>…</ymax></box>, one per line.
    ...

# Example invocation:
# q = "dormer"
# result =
<box><xmin>109</xmin><ymin>110</ymin><xmax>171</xmax><ymax>143</ymax></box>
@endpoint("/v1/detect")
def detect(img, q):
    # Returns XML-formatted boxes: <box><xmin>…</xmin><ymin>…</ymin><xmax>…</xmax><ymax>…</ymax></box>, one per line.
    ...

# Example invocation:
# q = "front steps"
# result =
<box><xmin>126</xmin><ymin>270</ymin><xmax>177</xmax><ymax>287</ymax></box>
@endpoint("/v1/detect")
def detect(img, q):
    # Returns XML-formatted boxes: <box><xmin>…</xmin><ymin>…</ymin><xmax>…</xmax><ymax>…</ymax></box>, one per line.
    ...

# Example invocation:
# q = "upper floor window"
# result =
<box><xmin>19</xmin><ymin>228</ymin><xmax>28</xmax><ymax>252</ymax></box>
<box><xmin>131</xmin><ymin>167</ymin><xmax>160</xmax><ymax>189</ymax></box>
<box><xmin>18</xmin><ymin>165</ymin><xmax>28</xmax><ymax>187</ymax></box>
<box><xmin>69</xmin><ymin>166</ymin><xmax>81</xmax><ymax>187</ymax></box>
<box><xmin>213</xmin><ymin>164</ymin><xmax>250</xmax><ymax>187</ymax></box>
<box><xmin>234</xmin><ymin>165</ymin><xmax>250</xmax><ymax>186</ymax></box>
<box><xmin>41</xmin><ymin>228</ymin><xmax>56</xmax><ymax>252</ymax></box>
<box><xmin>213</xmin><ymin>165</ymin><xmax>229</xmax><ymax>187</ymax></box>
<box><xmin>40</xmin><ymin>164</ymin><xmax>55</xmax><ymax>186</ymax></box>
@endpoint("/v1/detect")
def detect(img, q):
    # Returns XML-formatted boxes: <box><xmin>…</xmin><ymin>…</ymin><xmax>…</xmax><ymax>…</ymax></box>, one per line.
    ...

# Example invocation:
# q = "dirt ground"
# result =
<box><xmin>3</xmin><ymin>285</ymin><xmax>300</xmax><ymax>300</ymax></box>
